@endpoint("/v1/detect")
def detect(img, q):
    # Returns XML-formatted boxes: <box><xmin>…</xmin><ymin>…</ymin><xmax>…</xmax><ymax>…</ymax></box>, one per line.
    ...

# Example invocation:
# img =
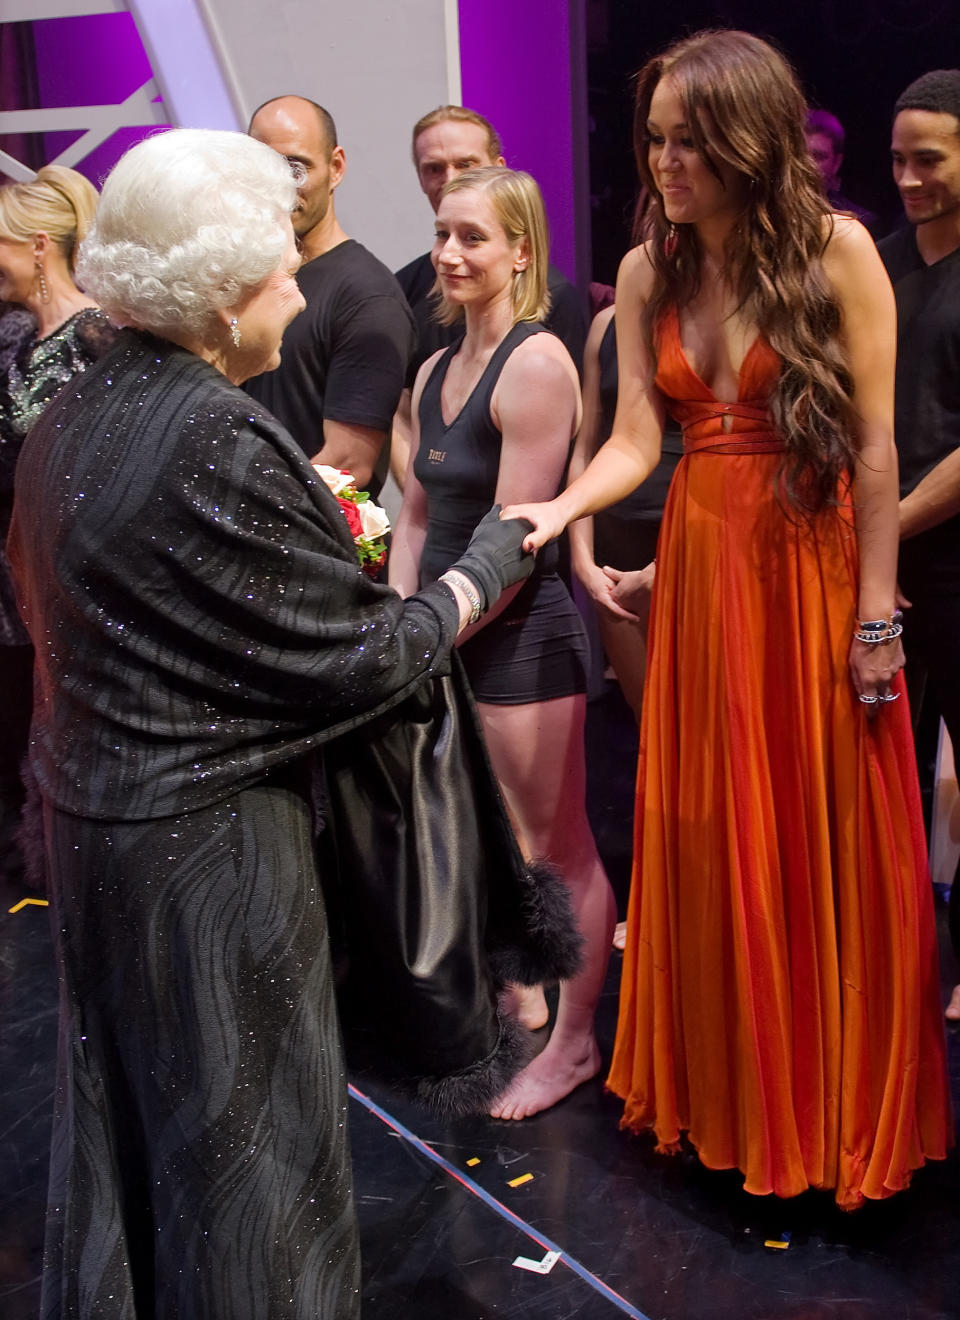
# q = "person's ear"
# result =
<box><xmin>329</xmin><ymin>145</ymin><xmax>347</xmax><ymax>190</ymax></box>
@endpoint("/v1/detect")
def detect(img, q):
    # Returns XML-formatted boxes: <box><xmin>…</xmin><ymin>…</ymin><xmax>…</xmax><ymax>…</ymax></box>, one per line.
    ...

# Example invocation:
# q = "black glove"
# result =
<box><xmin>450</xmin><ymin>505</ymin><xmax>535</xmax><ymax>610</ymax></box>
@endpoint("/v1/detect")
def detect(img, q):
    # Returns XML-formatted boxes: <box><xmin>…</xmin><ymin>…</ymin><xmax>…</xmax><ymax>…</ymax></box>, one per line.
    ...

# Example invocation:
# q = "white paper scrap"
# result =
<box><xmin>512</xmin><ymin>1250</ymin><xmax>561</xmax><ymax>1275</ymax></box>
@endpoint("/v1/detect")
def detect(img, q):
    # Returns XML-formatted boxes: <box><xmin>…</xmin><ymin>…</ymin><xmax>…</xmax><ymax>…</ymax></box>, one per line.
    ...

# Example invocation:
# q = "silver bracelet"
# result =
<box><xmin>854</xmin><ymin>623</ymin><xmax>903</xmax><ymax>645</ymax></box>
<box><xmin>854</xmin><ymin>609</ymin><xmax>903</xmax><ymax>645</ymax></box>
<box><xmin>439</xmin><ymin>570</ymin><xmax>483</xmax><ymax>625</ymax></box>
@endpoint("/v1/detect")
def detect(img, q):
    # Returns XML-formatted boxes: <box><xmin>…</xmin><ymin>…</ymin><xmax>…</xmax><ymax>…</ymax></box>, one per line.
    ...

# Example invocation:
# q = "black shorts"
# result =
<box><xmin>459</xmin><ymin>572</ymin><xmax>589</xmax><ymax>705</ymax></box>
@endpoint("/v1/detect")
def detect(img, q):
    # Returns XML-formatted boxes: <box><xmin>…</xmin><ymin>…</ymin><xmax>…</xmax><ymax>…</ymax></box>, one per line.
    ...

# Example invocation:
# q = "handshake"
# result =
<box><xmin>448</xmin><ymin>505</ymin><xmax>536</xmax><ymax>614</ymax></box>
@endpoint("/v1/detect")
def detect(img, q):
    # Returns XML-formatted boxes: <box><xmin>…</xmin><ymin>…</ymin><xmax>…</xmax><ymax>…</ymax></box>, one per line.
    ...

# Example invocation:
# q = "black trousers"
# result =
<box><xmin>900</xmin><ymin>538</ymin><xmax>960</xmax><ymax>957</ymax></box>
<box><xmin>41</xmin><ymin>779</ymin><xmax>361</xmax><ymax>1319</ymax></box>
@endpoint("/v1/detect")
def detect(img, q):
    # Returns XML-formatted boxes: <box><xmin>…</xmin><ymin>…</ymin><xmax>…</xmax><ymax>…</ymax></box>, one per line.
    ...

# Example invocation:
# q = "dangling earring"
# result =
<box><xmin>230</xmin><ymin>316</ymin><xmax>241</xmax><ymax>349</ymax></box>
<box><xmin>35</xmin><ymin>259</ymin><xmax>51</xmax><ymax>304</ymax></box>
<box><xmin>664</xmin><ymin>223</ymin><xmax>679</xmax><ymax>260</ymax></box>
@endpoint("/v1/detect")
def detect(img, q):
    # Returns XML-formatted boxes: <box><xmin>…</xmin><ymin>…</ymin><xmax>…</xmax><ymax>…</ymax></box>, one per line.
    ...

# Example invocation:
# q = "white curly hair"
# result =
<box><xmin>77</xmin><ymin>128</ymin><xmax>297</xmax><ymax>336</ymax></box>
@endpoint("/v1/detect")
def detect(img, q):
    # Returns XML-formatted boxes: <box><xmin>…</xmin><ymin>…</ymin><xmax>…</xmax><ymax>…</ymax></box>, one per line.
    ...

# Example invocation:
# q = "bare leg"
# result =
<box><xmin>479</xmin><ymin>695</ymin><xmax>617</xmax><ymax>1120</ymax></box>
<box><xmin>498</xmin><ymin>981</ymin><xmax>549</xmax><ymax>1031</ymax></box>
<box><xmin>596</xmin><ymin>596</ymin><xmax>649</xmax><ymax>726</ymax></box>
<box><xmin>597</xmin><ymin>607</ymin><xmax>648</xmax><ymax>958</ymax></box>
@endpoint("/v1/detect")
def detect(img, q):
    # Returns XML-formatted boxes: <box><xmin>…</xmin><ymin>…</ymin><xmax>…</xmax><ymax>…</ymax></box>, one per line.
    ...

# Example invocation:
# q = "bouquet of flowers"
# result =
<box><xmin>312</xmin><ymin>464</ymin><xmax>391</xmax><ymax>576</ymax></box>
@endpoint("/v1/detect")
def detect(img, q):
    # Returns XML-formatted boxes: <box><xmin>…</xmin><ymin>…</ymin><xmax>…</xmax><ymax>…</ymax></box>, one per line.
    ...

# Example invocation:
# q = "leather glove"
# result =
<box><xmin>450</xmin><ymin>505</ymin><xmax>535</xmax><ymax>611</ymax></box>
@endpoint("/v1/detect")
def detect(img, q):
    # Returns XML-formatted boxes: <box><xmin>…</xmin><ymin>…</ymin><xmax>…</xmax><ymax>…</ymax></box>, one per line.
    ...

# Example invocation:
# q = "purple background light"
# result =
<box><xmin>458</xmin><ymin>0</ymin><xmax>577</xmax><ymax>282</ymax></box>
<box><xmin>22</xmin><ymin>12</ymin><xmax>168</xmax><ymax>187</ymax></box>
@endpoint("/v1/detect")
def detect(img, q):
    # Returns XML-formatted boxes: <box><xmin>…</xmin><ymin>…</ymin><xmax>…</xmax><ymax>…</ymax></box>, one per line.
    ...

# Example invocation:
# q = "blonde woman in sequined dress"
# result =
<box><xmin>0</xmin><ymin>167</ymin><xmax>116</xmax><ymax>885</ymax></box>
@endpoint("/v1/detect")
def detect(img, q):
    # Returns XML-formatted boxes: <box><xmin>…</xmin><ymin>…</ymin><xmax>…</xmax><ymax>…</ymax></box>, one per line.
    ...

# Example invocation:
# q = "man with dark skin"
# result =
<box><xmin>878</xmin><ymin>69</ymin><xmax>960</xmax><ymax>1021</ymax></box>
<box><xmin>246</xmin><ymin>95</ymin><xmax>414</xmax><ymax>492</ymax></box>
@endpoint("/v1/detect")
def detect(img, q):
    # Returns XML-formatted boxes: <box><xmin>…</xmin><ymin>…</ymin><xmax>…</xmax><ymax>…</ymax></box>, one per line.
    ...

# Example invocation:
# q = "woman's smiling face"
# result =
<box><xmin>647</xmin><ymin>76</ymin><xmax>748</xmax><ymax>231</ymax></box>
<box><xmin>431</xmin><ymin>188</ymin><xmax>527</xmax><ymax>311</ymax></box>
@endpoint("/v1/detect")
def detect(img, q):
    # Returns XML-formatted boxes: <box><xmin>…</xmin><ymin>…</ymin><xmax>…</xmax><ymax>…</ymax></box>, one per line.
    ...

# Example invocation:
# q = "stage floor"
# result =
<box><xmin>2</xmin><ymin>683</ymin><xmax>958</xmax><ymax>1319</ymax></box>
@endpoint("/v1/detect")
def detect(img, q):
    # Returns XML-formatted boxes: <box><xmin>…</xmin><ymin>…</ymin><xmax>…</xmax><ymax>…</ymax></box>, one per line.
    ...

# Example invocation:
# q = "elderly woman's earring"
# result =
<box><xmin>35</xmin><ymin>259</ymin><xmax>51</xmax><ymax>304</ymax></box>
<box><xmin>230</xmin><ymin>317</ymin><xmax>241</xmax><ymax>349</ymax></box>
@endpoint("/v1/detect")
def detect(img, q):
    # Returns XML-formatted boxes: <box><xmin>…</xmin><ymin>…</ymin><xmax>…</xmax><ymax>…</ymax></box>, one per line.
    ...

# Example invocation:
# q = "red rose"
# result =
<box><xmin>338</xmin><ymin>496</ymin><xmax>363</xmax><ymax>540</ymax></box>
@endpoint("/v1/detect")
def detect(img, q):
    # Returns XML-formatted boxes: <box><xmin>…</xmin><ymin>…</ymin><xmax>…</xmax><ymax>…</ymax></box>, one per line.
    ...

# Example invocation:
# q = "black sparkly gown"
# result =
<box><xmin>8</xmin><ymin>330</ymin><xmax>469</xmax><ymax>1319</ymax></box>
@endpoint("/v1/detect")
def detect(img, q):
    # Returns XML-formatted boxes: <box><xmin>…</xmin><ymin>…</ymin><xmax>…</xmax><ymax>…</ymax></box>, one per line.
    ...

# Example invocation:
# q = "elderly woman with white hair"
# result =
<box><xmin>7</xmin><ymin>129</ymin><xmax>543</xmax><ymax>1320</ymax></box>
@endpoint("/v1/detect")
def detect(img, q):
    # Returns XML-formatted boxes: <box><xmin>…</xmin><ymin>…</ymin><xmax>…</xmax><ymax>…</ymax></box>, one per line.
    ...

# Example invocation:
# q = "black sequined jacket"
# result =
<box><xmin>8</xmin><ymin>330</ymin><xmax>460</xmax><ymax>820</ymax></box>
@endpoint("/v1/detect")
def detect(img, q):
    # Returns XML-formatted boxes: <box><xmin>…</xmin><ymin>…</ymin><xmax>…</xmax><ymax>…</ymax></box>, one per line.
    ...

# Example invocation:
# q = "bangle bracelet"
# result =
<box><xmin>856</xmin><ymin>609</ymin><xmax>903</xmax><ymax>633</ymax></box>
<box><xmin>440</xmin><ymin>570</ymin><xmax>482</xmax><ymax>624</ymax></box>
<box><xmin>854</xmin><ymin>622</ymin><xmax>903</xmax><ymax>645</ymax></box>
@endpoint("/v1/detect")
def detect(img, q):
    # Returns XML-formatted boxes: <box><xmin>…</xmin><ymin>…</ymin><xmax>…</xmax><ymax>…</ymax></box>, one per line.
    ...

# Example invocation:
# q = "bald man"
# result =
<box><xmin>245</xmin><ymin>95</ymin><xmax>414</xmax><ymax>493</ymax></box>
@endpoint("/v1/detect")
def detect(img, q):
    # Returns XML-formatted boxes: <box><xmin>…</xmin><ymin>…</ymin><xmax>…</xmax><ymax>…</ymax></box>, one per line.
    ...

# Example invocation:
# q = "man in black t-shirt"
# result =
<box><xmin>246</xmin><ymin>96</ymin><xmax>414</xmax><ymax>494</ymax></box>
<box><xmin>878</xmin><ymin>69</ymin><xmax>960</xmax><ymax>1020</ymax></box>
<box><xmin>391</xmin><ymin>105</ymin><xmax>586</xmax><ymax>486</ymax></box>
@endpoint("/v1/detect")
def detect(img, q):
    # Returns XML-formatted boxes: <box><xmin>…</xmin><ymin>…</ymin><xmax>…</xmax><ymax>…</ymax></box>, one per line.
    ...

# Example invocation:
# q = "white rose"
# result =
<box><xmin>357</xmin><ymin>499</ymin><xmax>391</xmax><ymax>539</ymax></box>
<box><xmin>312</xmin><ymin>463</ymin><xmax>355</xmax><ymax>496</ymax></box>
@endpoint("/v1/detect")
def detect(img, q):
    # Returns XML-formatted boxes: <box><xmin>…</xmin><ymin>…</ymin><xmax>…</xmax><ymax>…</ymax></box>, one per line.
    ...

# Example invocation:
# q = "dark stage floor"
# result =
<box><xmin>2</xmin><ymin>683</ymin><xmax>959</xmax><ymax>1319</ymax></box>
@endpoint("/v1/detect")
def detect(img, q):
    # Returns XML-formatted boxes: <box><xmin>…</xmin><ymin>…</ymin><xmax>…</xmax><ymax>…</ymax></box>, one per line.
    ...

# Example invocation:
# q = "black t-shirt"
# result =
<box><xmin>395</xmin><ymin>251</ymin><xmax>586</xmax><ymax>387</ymax></box>
<box><xmin>246</xmin><ymin>239</ymin><xmax>415</xmax><ymax>457</ymax></box>
<box><xmin>878</xmin><ymin>227</ymin><xmax>960</xmax><ymax>496</ymax></box>
<box><xmin>878</xmin><ymin>225</ymin><xmax>960</xmax><ymax>570</ymax></box>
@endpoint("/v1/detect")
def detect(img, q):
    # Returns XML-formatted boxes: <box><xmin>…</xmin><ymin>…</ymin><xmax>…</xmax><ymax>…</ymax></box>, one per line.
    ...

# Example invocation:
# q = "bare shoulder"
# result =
<box><xmin>617</xmin><ymin>241</ymin><xmax>657</xmax><ymax>304</ymax></box>
<box><xmin>821</xmin><ymin>214</ymin><xmax>884</xmax><ymax>285</ymax></box>
<box><xmin>502</xmin><ymin>331</ymin><xmax>579</xmax><ymax>396</ymax></box>
<box><xmin>411</xmin><ymin>346</ymin><xmax>447</xmax><ymax>408</ymax></box>
<box><xmin>586</xmin><ymin>303</ymin><xmax>616</xmax><ymax>355</ymax></box>
<box><xmin>494</xmin><ymin>329</ymin><xmax>580</xmax><ymax>437</ymax></box>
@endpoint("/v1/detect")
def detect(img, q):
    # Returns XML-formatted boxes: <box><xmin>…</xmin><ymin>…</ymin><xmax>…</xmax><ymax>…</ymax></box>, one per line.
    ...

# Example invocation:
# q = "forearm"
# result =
<box><xmin>899</xmin><ymin>447</ymin><xmax>960</xmax><ymax>540</ymax></box>
<box><xmin>454</xmin><ymin>580</ymin><xmax>524</xmax><ymax>645</ymax></box>
<box><xmin>853</xmin><ymin>439</ymin><xmax>900</xmax><ymax>619</ymax></box>
<box><xmin>387</xmin><ymin>517</ymin><xmax>426</xmax><ymax>598</ymax></box>
<box><xmin>390</xmin><ymin>390</ymin><xmax>414</xmax><ymax>491</ymax></box>
<box><xmin>567</xmin><ymin>514</ymin><xmax>597</xmax><ymax>580</ymax></box>
<box><xmin>554</xmin><ymin>432</ymin><xmax>655</xmax><ymax>528</ymax></box>
<box><xmin>311</xmin><ymin>421</ymin><xmax>386</xmax><ymax>489</ymax></box>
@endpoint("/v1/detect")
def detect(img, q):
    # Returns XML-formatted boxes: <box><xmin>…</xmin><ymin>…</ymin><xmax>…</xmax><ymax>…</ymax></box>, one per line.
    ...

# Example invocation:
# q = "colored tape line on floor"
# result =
<box><xmin>348</xmin><ymin>1083</ymin><xmax>652</xmax><ymax>1320</ymax></box>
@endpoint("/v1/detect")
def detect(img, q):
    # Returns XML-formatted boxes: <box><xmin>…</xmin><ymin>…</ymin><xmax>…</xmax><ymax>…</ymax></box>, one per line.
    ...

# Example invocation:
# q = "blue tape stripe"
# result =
<box><xmin>348</xmin><ymin>1083</ymin><xmax>652</xmax><ymax>1320</ymax></box>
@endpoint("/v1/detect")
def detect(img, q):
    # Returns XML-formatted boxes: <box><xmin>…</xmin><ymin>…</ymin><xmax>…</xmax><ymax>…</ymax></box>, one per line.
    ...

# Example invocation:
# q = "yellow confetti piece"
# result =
<box><xmin>466</xmin><ymin>1157</ymin><xmax>480</xmax><ymax>1167</ymax></box>
<box><xmin>8</xmin><ymin>897</ymin><xmax>50</xmax><ymax>914</ymax></box>
<box><xmin>507</xmin><ymin>1172</ymin><xmax>534</xmax><ymax>1188</ymax></box>
<box><xmin>763</xmin><ymin>1239</ymin><xmax>790</xmax><ymax>1251</ymax></box>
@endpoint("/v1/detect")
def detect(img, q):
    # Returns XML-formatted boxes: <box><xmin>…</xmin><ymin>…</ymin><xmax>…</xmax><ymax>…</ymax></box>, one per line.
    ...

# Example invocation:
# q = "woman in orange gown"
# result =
<box><xmin>503</xmin><ymin>29</ymin><xmax>952</xmax><ymax>1209</ymax></box>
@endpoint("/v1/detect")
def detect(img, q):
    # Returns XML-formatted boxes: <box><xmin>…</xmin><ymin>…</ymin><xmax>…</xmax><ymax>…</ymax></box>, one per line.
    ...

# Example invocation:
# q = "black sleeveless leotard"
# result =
<box><xmin>592</xmin><ymin>315</ymin><xmax>684</xmax><ymax>570</ymax></box>
<box><xmin>415</xmin><ymin>321</ymin><xmax>588</xmax><ymax>704</ymax></box>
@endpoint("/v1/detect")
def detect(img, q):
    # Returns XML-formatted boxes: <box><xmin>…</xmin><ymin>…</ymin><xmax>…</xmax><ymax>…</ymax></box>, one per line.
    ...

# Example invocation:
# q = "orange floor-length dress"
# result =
<box><xmin>607</xmin><ymin>309</ymin><xmax>952</xmax><ymax>1210</ymax></box>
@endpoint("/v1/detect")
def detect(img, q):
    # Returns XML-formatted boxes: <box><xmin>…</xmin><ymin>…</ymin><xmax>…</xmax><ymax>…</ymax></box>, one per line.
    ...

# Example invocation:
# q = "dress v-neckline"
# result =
<box><xmin>670</xmin><ymin>307</ymin><xmax>763</xmax><ymax>404</ymax></box>
<box><xmin>436</xmin><ymin>323</ymin><xmax>538</xmax><ymax>431</ymax></box>
<box><xmin>438</xmin><ymin>342</ymin><xmax>496</xmax><ymax>431</ymax></box>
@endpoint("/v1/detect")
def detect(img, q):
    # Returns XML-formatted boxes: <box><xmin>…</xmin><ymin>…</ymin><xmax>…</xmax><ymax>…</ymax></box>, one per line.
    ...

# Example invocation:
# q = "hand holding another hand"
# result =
<box><xmin>499</xmin><ymin>499</ymin><xmax>568</xmax><ymax>552</ymax></box>
<box><xmin>596</xmin><ymin>562</ymin><xmax>655</xmax><ymax>624</ymax></box>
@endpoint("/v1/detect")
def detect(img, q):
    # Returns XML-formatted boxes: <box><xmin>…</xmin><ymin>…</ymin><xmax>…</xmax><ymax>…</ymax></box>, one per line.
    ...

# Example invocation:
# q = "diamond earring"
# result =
<box><xmin>35</xmin><ymin>259</ymin><xmax>51</xmax><ymax>304</ymax></box>
<box><xmin>230</xmin><ymin>316</ymin><xmax>241</xmax><ymax>348</ymax></box>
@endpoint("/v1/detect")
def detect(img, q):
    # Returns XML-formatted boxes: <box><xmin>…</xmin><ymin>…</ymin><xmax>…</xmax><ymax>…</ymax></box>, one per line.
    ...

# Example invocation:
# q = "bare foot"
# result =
<box><xmin>946</xmin><ymin>984</ymin><xmax>960</xmax><ymax>1022</ymax></box>
<box><xmin>500</xmin><ymin>982</ymin><xmax>549</xmax><ymax>1031</ymax></box>
<box><xmin>489</xmin><ymin>1035</ymin><xmax>601</xmax><ymax>1120</ymax></box>
<box><xmin>612</xmin><ymin>921</ymin><xmax>627</xmax><ymax>951</ymax></box>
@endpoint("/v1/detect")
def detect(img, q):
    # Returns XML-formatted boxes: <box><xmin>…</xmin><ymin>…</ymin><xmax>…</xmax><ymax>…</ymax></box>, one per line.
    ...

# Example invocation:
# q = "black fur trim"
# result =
<box><xmin>412</xmin><ymin>1012</ymin><xmax>535</xmax><ymax>1117</ymax></box>
<box><xmin>15</xmin><ymin>757</ymin><xmax>47</xmax><ymax>894</ymax></box>
<box><xmin>487</xmin><ymin>859</ymin><xmax>584</xmax><ymax>989</ymax></box>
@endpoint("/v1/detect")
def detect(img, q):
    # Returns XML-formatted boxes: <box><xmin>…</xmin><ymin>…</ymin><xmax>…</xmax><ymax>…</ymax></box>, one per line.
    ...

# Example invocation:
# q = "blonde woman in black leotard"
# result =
<box><xmin>390</xmin><ymin>167</ymin><xmax>616</xmax><ymax>1120</ymax></box>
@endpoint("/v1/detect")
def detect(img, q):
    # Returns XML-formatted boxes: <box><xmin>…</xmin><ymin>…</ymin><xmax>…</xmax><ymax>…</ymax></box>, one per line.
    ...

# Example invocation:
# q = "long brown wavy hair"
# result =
<box><xmin>634</xmin><ymin>29</ymin><xmax>858</xmax><ymax>513</ymax></box>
